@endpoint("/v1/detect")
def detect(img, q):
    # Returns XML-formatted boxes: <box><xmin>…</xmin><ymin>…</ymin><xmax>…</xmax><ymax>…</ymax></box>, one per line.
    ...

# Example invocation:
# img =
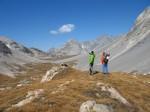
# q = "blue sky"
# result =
<box><xmin>0</xmin><ymin>0</ymin><xmax>149</xmax><ymax>51</ymax></box>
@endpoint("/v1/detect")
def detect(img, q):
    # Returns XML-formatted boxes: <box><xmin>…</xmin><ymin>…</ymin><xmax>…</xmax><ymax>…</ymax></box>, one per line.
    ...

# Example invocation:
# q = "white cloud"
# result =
<box><xmin>50</xmin><ymin>24</ymin><xmax>75</xmax><ymax>35</ymax></box>
<box><xmin>58</xmin><ymin>24</ymin><xmax>75</xmax><ymax>33</ymax></box>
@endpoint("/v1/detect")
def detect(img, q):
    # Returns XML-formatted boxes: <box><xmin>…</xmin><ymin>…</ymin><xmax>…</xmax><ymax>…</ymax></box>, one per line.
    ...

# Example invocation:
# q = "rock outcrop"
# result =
<box><xmin>96</xmin><ymin>82</ymin><xmax>131</xmax><ymax>107</ymax></box>
<box><xmin>12</xmin><ymin>89</ymin><xmax>44</xmax><ymax>108</ymax></box>
<box><xmin>41</xmin><ymin>64</ymin><xmax>68</xmax><ymax>83</ymax></box>
<box><xmin>79</xmin><ymin>100</ymin><xmax>113</xmax><ymax>112</ymax></box>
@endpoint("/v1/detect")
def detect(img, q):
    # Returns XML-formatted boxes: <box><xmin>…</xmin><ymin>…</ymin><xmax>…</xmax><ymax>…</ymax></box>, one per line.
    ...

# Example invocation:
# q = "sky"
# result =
<box><xmin>0</xmin><ymin>0</ymin><xmax>149</xmax><ymax>51</ymax></box>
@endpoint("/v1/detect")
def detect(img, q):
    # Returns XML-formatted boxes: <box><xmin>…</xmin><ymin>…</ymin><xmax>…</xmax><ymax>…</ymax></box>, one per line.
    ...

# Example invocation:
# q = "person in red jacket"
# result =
<box><xmin>100</xmin><ymin>51</ymin><xmax>110</xmax><ymax>74</ymax></box>
<box><xmin>100</xmin><ymin>51</ymin><xmax>105</xmax><ymax>65</ymax></box>
<box><xmin>100</xmin><ymin>51</ymin><xmax>105</xmax><ymax>73</ymax></box>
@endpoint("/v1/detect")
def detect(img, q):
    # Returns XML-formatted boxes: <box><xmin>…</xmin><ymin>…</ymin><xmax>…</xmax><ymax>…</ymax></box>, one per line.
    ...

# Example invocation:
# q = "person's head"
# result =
<box><xmin>91</xmin><ymin>51</ymin><xmax>94</xmax><ymax>54</ymax></box>
<box><xmin>107</xmin><ymin>53</ymin><xmax>110</xmax><ymax>56</ymax></box>
<box><xmin>106</xmin><ymin>49</ymin><xmax>110</xmax><ymax>55</ymax></box>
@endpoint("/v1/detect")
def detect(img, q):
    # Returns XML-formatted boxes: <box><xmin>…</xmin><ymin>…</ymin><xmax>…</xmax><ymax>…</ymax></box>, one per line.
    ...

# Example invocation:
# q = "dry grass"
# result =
<box><xmin>0</xmin><ymin>63</ymin><xmax>150</xmax><ymax>112</ymax></box>
<box><xmin>0</xmin><ymin>74</ymin><xmax>15</xmax><ymax>85</ymax></box>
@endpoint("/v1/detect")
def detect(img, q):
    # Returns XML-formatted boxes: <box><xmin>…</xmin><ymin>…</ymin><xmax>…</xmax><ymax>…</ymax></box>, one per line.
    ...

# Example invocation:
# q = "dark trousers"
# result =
<box><xmin>89</xmin><ymin>63</ymin><xmax>93</xmax><ymax>75</ymax></box>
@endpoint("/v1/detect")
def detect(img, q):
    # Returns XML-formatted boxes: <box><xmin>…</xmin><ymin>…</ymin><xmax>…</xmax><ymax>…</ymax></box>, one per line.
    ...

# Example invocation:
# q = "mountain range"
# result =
<box><xmin>49</xmin><ymin>7</ymin><xmax>150</xmax><ymax>74</ymax></box>
<box><xmin>0</xmin><ymin>7</ymin><xmax>150</xmax><ymax>76</ymax></box>
<box><xmin>0</xmin><ymin>36</ymin><xmax>49</xmax><ymax>77</ymax></box>
<box><xmin>48</xmin><ymin>36</ymin><xmax>115</xmax><ymax>57</ymax></box>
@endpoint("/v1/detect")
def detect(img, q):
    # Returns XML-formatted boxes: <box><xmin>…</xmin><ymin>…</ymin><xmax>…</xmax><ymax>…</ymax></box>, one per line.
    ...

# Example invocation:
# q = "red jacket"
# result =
<box><xmin>100</xmin><ymin>53</ymin><xmax>105</xmax><ymax>64</ymax></box>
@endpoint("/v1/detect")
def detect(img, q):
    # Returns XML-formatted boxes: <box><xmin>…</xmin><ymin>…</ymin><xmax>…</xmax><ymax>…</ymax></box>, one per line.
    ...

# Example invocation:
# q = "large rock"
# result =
<box><xmin>41</xmin><ymin>64</ymin><xmax>68</xmax><ymax>83</ymax></box>
<box><xmin>96</xmin><ymin>82</ymin><xmax>131</xmax><ymax>107</ymax></box>
<box><xmin>80</xmin><ymin>100</ymin><xmax>96</xmax><ymax>112</ymax></box>
<box><xmin>79</xmin><ymin>100</ymin><xmax>113</xmax><ymax>112</ymax></box>
<box><xmin>12</xmin><ymin>89</ymin><xmax>44</xmax><ymax>108</ymax></box>
<box><xmin>93</xmin><ymin>104</ymin><xmax>113</xmax><ymax>112</ymax></box>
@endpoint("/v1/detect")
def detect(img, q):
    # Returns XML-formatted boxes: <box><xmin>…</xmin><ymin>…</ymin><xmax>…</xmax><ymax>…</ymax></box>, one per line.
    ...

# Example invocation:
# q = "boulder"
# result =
<box><xmin>96</xmin><ymin>82</ymin><xmax>131</xmax><ymax>107</ymax></box>
<box><xmin>79</xmin><ymin>100</ymin><xmax>96</xmax><ymax>112</ymax></box>
<box><xmin>79</xmin><ymin>100</ymin><xmax>113</xmax><ymax>112</ymax></box>
<box><xmin>93</xmin><ymin>104</ymin><xmax>113</xmax><ymax>112</ymax></box>
<box><xmin>41</xmin><ymin>67</ymin><xmax>59</xmax><ymax>83</ymax></box>
<box><xmin>12</xmin><ymin>89</ymin><xmax>44</xmax><ymax>108</ymax></box>
<box><xmin>41</xmin><ymin>65</ymin><xmax>68</xmax><ymax>83</ymax></box>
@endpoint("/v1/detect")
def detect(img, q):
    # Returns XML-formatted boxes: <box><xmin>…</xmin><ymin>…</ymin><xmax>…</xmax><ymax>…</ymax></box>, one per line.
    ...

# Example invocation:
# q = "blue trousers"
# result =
<box><xmin>102</xmin><ymin>64</ymin><xmax>108</xmax><ymax>74</ymax></box>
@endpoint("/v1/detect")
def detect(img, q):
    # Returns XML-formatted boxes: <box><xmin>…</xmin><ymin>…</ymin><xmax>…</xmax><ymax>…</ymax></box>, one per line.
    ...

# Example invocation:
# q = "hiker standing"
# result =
<box><xmin>101</xmin><ymin>51</ymin><xmax>110</xmax><ymax>74</ymax></box>
<box><xmin>88</xmin><ymin>51</ymin><xmax>95</xmax><ymax>75</ymax></box>
<box><xmin>103</xmin><ymin>52</ymin><xmax>110</xmax><ymax>74</ymax></box>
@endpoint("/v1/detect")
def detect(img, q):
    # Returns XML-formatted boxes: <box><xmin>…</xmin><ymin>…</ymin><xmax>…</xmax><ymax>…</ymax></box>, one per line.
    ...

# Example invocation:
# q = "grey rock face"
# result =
<box><xmin>49</xmin><ymin>39</ymin><xmax>82</xmax><ymax>56</ymax></box>
<box><xmin>30</xmin><ymin>48</ymin><xmax>48</xmax><ymax>57</ymax></box>
<box><xmin>0</xmin><ymin>36</ymin><xmax>47</xmax><ymax>77</ymax></box>
<box><xmin>135</xmin><ymin>7</ymin><xmax>150</xmax><ymax>26</ymax></box>
<box><xmin>106</xmin><ymin>7</ymin><xmax>150</xmax><ymax>73</ymax></box>
<box><xmin>0</xmin><ymin>36</ymin><xmax>33</xmax><ymax>55</ymax></box>
<box><xmin>0</xmin><ymin>41</ymin><xmax>12</xmax><ymax>55</ymax></box>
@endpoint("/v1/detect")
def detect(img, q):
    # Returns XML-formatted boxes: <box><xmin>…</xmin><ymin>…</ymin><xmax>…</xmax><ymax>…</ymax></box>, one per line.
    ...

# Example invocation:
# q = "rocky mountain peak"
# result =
<box><xmin>0</xmin><ymin>36</ymin><xmax>33</xmax><ymax>55</ymax></box>
<box><xmin>0</xmin><ymin>36</ymin><xmax>15</xmax><ymax>45</ymax></box>
<box><xmin>0</xmin><ymin>41</ymin><xmax>12</xmax><ymax>56</ymax></box>
<box><xmin>135</xmin><ymin>7</ymin><xmax>150</xmax><ymax>25</ymax></box>
<box><xmin>67</xmin><ymin>39</ymin><xmax>79</xmax><ymax>44</ymax></box>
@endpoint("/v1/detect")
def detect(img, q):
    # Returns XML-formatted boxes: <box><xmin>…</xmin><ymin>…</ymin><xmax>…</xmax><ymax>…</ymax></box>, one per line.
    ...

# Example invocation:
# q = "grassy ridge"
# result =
<box><xmin>0</xmin><ymin>63</ymin><xmax>150</xmax><ymax>112</ymax></box>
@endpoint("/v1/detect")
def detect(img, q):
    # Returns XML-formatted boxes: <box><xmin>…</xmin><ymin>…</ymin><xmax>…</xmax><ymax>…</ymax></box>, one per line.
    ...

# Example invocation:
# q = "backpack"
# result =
<box><xmin>104</xmin><ymin>55</ymin><xmax>109</xmax><ymax>64</ymax></box>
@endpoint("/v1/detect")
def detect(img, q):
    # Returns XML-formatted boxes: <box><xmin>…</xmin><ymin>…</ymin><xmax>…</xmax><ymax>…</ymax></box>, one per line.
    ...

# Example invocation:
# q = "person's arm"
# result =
<box><xmin>100</xmin><ymin>55</ymin><xmax>103</xmax><ymax>64</ymax></box>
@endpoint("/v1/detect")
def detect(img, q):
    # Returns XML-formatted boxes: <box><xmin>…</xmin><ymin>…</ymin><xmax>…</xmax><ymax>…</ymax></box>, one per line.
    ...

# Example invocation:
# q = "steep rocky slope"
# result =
<box><xmin>106</xmin><ymin>7</ymin><xmax>150</xmax><ymax>73</ymax></box>
<box><xmin>30</xmin><ymin>48</ymin><xmax>49</xmax><ymax>58</ymax></box>
<box><xmin>0</xmin><ymin>36</ymin><xmax>49</xmax><ymax>77</ymax></box>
